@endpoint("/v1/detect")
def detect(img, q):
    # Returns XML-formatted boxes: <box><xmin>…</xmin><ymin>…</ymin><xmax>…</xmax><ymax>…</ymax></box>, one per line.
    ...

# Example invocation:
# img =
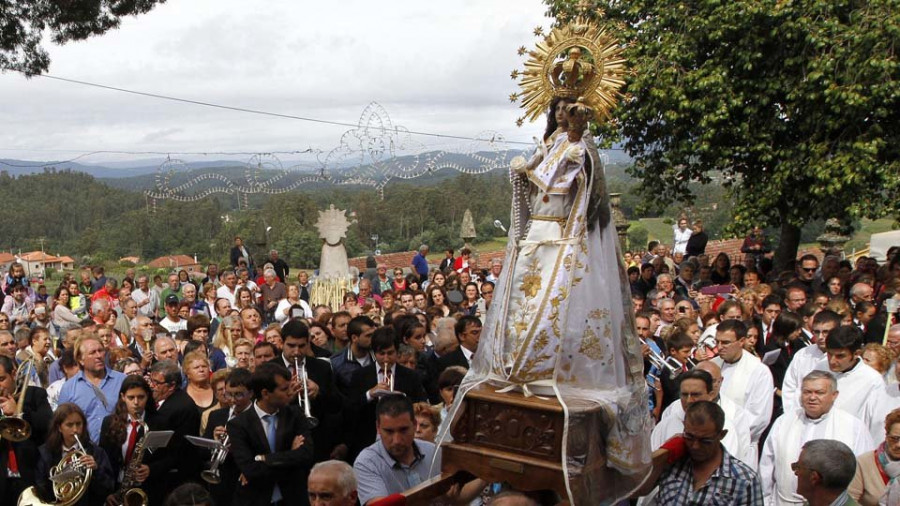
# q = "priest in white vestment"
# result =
<box><xmin>782</xmin><ymin>311</ymin><xmax>841</xmax><ymax>414</ymax></box>
<box><xmin>651</xmin><ymin>367</ymin><xmax>756</xmax><ymax>470</ymax></box>
<box><xmin>713</xmin><ymin>319</ymin><xmax>774</xmax><ymax>443</ymax></box>
<box><xmin>760</xmin><ymin>370</ymin><xmax>875</xmax><ymax>505</ymax></box>
<box><xmin>812</xmin><ymin>324</ymin><xmax>886</xmax><ymax>440</ymax></box>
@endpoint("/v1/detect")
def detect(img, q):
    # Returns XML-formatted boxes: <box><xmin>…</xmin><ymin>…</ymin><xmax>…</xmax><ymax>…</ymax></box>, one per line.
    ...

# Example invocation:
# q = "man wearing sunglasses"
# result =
<box><xmin>634</xmin><ymin>401</ymin><xmax>763</xmax><ymax>504</ymax></box>
<box><xmin>795</xmin><ymin>254</ymin><xmax>820</xmax><ymax>295</ymax></box>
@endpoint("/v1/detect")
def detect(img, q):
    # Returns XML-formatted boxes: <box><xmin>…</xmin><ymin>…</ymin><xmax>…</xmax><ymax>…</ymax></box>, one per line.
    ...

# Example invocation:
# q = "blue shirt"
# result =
<box><xmin>57</xmin><ymin>368</ymin><xmax>126</xmax><ymax>443</ymax></box>
<box><xmin>412</xmin><ymin>252</ymin><xmax>429</xmax><ymax>277</ymax></box>
<box><xmin>354</xmin><ymin>438</ymin><xmax>440</xmax><ymax>505</ymax></box>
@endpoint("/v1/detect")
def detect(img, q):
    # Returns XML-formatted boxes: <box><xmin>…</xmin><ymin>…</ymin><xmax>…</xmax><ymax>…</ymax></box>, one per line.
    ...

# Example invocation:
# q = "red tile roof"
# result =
<box><xmin>147</xmin><ymin>255</ymin><xmax>200</xmax><ymax>269</ymax></box>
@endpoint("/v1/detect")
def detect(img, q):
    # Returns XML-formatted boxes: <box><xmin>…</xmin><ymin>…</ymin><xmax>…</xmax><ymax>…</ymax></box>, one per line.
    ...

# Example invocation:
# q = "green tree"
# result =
<box><xmin>547</xmin><ymin>0</ymin><xmax>900</xmax><ymax>270</ymax></box>
<box><xmin>1</xmin><ymin>1</ymin><xmax>167</xmax><ymax>75</ymax></box>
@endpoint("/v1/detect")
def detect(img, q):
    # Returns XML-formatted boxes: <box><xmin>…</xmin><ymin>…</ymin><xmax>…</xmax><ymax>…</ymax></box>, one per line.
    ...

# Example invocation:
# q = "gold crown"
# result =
<box><xmin>511</xmin><ymin>15</ymin><xmax>626</xmax><ymax>126</ymax></box>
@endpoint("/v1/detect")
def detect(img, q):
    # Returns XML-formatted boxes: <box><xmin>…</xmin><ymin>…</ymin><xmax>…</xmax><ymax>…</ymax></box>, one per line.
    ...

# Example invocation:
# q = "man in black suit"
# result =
<box><xmin>348</xmin><ymin>327</ymin><xmax>427</xmax><ymax>458</ymax></box>
<box><xmin>0</xmin><ymin>356</ymin><xmax>52</xmax><ymax>504</ymax></box>
<box><xmin>227</xmin><ymin>362</ymin><xmax>314</xmax><ymax>506</ymax></box>
<box><xmin>437</xmin><ymin>315</ymin><xmax>482</xmax><ymax>375</ymax></box>
<box><xmin>203</xmin><ymin>368</ymin><xmax>254</xmax><ymax>506</ymax></box>
<box><xmin>146</xmin><ymin>359</ymin><xmax>201</xmax><ymax>506</ymax></box>
<box><xmin>271</xmin><ymin>319</ymin><xmax>342</xmax><ymax>462</ymax></box>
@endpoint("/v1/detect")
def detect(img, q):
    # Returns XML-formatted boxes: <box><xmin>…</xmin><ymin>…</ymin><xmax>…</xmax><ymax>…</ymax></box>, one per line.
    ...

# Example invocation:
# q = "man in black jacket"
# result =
<box><xmin>0</xmin><ymin>356</ymin><xmax>52</xmax><ymax>504</ymax></box>
<box><xmin>147</xmin><ymin>359</ymin><xmax>201</xmax><ymax>506</ymax></box>
<box><xmin>270</xmin><ymin>320</ymin><xmax>342</xmax><ymax>462</ymax></box>
<box><xmin>348</xmin><ymin>327</ymin><xmax>426</xmax><ymax>459</ymax></box>
<box><xmin>227</xmin><ymin>362</ymin><xmax>314</xmax><ymax>506</ymax></box>
<box><xmin>203</xmin><ymin>368</ymin><xmax>254</xmax><ymax>506</ymax></box>
<box><xmin>437</xmin><ymin>315</ymin><xmax>482</xmax><ymax>375</ymax></box>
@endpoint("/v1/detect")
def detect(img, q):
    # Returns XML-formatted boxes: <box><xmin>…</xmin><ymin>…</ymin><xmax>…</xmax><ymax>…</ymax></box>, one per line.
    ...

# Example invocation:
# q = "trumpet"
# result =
<box><xmin>294</xmin><ymin>357</ymin><xmax>318</xmax><ymax>429</ymax></box>
<box><xmin>383</xmin><ymin>362</ymin><xmax>394</xmax><ymax>392</ymax></box>
<box><xmin>201</xmin><ymin>433</ymin><xmax>229</xmax><ymax>485</ymax></box>
<box><xmin>0</xmin><ymin>358</ymin><xmax>34</xmax><ymax>442</ymax></box>
<box><xmin>641</xmin><ymin>338</ymin><xmax>684</xmax><ymax>380</ymax></box>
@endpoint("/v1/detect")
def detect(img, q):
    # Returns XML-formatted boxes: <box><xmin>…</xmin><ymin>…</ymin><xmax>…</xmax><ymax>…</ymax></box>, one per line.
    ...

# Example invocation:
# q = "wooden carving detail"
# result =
<box><xmin>455</xmin><ymin>398</ymin><xmax>561</xmax><ymax>459</ymax></box>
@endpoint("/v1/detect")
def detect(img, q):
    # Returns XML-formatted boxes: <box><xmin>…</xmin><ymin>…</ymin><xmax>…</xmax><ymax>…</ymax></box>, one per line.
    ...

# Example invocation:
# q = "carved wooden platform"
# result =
<box><xmin>438</xmin><ymin>385</ymin><xmax>613</xmax><ymax>502</ymax></box>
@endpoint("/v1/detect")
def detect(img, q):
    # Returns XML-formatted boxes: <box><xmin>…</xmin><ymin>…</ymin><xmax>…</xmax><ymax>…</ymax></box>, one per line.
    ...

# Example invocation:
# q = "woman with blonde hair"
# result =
<box><xmin>212</xmin><ymin>314</ymin><xmax>242</xmax><ymax>359</ymax></box>
<box><xmin>183</xmin><ymin>350</ymin><xmax>215</xmax><ymax>413</ymax></box>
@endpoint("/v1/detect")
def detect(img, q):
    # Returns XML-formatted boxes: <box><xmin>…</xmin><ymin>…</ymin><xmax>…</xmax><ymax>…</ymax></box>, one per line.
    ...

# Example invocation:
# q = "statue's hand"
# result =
<box><xmin>510</xmin><ymin>155</ymin><xmax>529</xmax><ymax>174</ymax></box>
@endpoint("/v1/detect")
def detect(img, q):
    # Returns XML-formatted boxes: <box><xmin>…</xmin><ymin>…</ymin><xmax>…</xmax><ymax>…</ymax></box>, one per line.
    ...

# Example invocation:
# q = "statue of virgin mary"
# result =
<box><xmin>436</xmin><ymin>15</ymin><xmax>652</xmax><ymax>505</ymax></box>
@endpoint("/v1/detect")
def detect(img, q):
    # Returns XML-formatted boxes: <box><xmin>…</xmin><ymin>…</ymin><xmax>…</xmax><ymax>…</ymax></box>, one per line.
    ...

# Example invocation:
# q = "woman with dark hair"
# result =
<box><xmin>766</xmin><ymin>311</ymin><xmax>805</xmax><ymax>423</ymax></box>
<box><xmin>52</xmin><ymin>284</ymin><xmax>83</xmax><ymax>330</ymax></box>
<box><xmin>710</xmin><ymin>252</ymin><xmax>732</xmax><ymax>285</ymax></box>
<box><xmin>427</xmin><ymin>285</ymin><xmax>452</xmax><ymax>317</ymax></box>
<box><xmin>826</xmin><ymin>275</ymin><xmax>844</xmax><ymax>299</ymax></box>
<box><xmin>459</xmin><ymin>282</ymin><xmax>482</xmax><ymax>317</ymax></box>
<box><xmin>308</xmin><ymin>321</ymin><xmax>333</xmax><ymax>349</ymax></box>
<box><xmin>35</xmin><ymin>403</ymin><xmax>115</xmax><ymax>506</ymax></box>
<box><xmin>404</xmin><ymin>273</ymin><xmax>420</xmax><ymax>293</ymax></box>
<box><xmin>99</xmin><ymin>375</ymin><xmax>154</xmax><ymax>494</ymax></box>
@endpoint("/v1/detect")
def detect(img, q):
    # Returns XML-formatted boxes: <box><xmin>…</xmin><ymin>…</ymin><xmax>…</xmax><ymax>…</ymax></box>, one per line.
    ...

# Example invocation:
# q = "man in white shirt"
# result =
<box><xmin>781</xmin><ymin>310</ymin><xmax>841</xmax><ymax>415</ymax></box>
<box><xmin>672</xmin><ymin>217</ymin><xmax>692</xmax><ymax>255</ymax></box>
<box><xmin>651</xmin><ymin>368</ymin><xmax>755</xmax><ymax>469</ymax></box>
<box><xmin>131</xmin><ymin>274</ymin><xmax>159</xmax><ymax>320</ymax></box>
<box><xmin>760</xmin><ymin>370</ymin><xmax>874</xmax><ymax>505</ymax></box>
<box><xmin>216</xmin><ymin>270</ymin><xmax>239</xmax><ymax>309</ymax></box>
<box><xmin>713</xmin><ymin>319</ymin><xmax>774</xmax><ymax>444</ymax></box>
<box><xmin>815</xmin><ymin>324</ymin><xmax>886</xmax><ymax>441</ymax></box>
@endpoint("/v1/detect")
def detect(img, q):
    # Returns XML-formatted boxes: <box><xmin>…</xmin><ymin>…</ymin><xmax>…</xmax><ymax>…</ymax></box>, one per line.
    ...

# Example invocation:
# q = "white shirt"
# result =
<box><xmin>759</xmin><ymin>408</ymin><xmax>874</xmax><ymax>505</ymax></box>
<box><xmin>461</xmin><ymin>345</ymin><xmax>474</xmax><ymax>364</ymax></box>
<box><xmin>871</xmin><ymin>383</ymin><xmax>900</xmax><ymax>446</ymax></box>
<box><xmin>781</xmin><ymin>344</ymin><xmax>826</xmax><ymax>415</ymax></box>
<box><xmin>811</xmin><ymin>358</ymin><xmax>885</xmax><ymax>436</ymax></box>
<box><xmin>715</xmin><ymin>350</ymin><xmax>775</xmax><ymax>442</ymax></box>
<box><xmin>131</xmin><ymin>288</ymin><xmax>158</xmax><ymax>318</ymax></box>
<box><xmin>159</xmin><ymin>317</ymin><xmax>187</xmax><ymax>334</ymax></box>
<box><xmin>672</xmin><ymin>225</ymin><xmax>693</xmax><ymax>255</ymax></box>
<box><xmin>216</xmin><ymin>285</ymin><xmax>238</xmax><ymax>309</ymax></box>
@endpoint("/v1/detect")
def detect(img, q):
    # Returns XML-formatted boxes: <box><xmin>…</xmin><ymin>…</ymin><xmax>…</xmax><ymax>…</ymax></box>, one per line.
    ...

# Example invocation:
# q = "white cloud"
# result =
<box><xmin>0</xmin><ymin>0</ymin><xmax>550</xmax><ymax>164</ymax></box>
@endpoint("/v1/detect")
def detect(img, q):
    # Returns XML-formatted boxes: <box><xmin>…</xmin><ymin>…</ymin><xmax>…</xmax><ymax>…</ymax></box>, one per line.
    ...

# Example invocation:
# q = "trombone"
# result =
<box><xmin>640</xmin><ymin>338</ymin><xmax>684</xmax><ymax>380</ymax></box>
<box><xmin>294</xmin><ymin>357</ymin><xmax>318</xmax><ymax>428</ymax></box>
<box><xmin>0</xmin><ymin>358</ymin><xmax>34</xmax><ymax>441</ymax></box>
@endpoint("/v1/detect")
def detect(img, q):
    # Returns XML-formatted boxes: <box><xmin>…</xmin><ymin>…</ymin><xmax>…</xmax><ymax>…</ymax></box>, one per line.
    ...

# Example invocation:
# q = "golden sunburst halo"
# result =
<box><xmin>515</xmin><ymin>16</ymin><xmax>627</xmax><ymax>125</ymax></box>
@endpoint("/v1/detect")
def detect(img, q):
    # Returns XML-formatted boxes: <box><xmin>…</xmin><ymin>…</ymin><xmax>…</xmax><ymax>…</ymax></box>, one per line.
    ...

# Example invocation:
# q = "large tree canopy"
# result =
<box><xmin>547</xmin><ymin>0</ymin><xmax>900</xmax><ymax>268</ymax></box>
<box><xmin>0</xmin><ymin>0</ymin><xmax>166</xmax><ymax>75</ymax></box>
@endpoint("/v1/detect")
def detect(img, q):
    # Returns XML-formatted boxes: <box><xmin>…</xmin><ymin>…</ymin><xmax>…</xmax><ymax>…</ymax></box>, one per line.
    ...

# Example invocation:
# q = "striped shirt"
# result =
<box><xmin>658</xmin><ymin>446</ymin><xmax>764</xmax><ymax>505</ymax></box>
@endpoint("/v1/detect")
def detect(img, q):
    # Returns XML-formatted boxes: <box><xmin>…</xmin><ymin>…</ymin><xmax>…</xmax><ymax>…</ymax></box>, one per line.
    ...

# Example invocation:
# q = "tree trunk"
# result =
<box><xmin>772</xmin><ymin>221</ymin><xmax>802</xmax><ymax>274</ymax></box>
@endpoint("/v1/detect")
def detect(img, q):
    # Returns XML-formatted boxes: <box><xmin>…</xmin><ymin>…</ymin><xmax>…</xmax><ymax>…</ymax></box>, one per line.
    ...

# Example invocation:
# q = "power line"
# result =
<box><xmin>21</xmin><ymin>71</ymin><xmax>537</xmax><ymax>146</ymax></box>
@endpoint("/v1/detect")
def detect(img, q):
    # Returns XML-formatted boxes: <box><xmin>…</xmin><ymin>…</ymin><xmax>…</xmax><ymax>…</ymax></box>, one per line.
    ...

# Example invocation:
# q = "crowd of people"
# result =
<box><xmin>630</xmin><ymin>225</ymin><xmax>900</xmax><ymax>505</ymax></box>
<box><xmin>0</xmin><ymin>244</ymin><xmax>527</xmax><ymax>506</ymax></box>
<box><xmin>1</xmin><ymin>231</ymin><xmax>899</xmax><ymax>506</ymax></box>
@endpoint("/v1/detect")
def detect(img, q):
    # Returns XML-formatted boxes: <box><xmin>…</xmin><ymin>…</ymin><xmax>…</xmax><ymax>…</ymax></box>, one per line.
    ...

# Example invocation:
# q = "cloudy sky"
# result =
<box><xmin>0</xmin><ymin>0</ymin><xmax>548</xmax><ymax>167</ymax></box>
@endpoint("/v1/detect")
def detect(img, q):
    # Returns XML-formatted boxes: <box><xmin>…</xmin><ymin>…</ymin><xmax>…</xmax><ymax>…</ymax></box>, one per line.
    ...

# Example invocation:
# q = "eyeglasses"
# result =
<box><xmin>802</xmin><ymin>267</ymin><xmax>817</xmax><ymax>273</ymax></box>
<box><xmin>790</xmin><ymin>461</ymin><xmax>810</xmax><ymax>472</ymax></box>
<box><xmin>887</xmin><ymin>435</ymin><xmax>900</xmax><ymax>444</ymax></box>
<box><xmin>224</xmin><ymin>391</ymin><xmax>250</xmax><ymax>400</ymax></box>
<box><xmin>0</xmin><ymin>319</ymin><xmax>9</xmax><ymax>323</ymax></box>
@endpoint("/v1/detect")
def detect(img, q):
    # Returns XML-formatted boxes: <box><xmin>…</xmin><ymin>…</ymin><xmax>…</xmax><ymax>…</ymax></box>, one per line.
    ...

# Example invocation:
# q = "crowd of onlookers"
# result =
<box><xmin>1</xmin><ymin>225</ymin><xmax>899</xmax><ymax>505</ymax></box>
<box><xmin>0</xmin><ymin>241</ymin><xmax>521</xmax><ymax>506</ymax></box>
<box><xmin>627</xmin><ymin>220</ymin><xmax>900</xmax><ymax>505</ymax></box>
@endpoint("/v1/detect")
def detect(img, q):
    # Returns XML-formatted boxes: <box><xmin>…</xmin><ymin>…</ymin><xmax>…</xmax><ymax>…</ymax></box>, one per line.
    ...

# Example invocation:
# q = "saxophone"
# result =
<box><xmin>112</xmin><ymin>428</ymin><xmax>149</xmax><ymax>506</ymax></box>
